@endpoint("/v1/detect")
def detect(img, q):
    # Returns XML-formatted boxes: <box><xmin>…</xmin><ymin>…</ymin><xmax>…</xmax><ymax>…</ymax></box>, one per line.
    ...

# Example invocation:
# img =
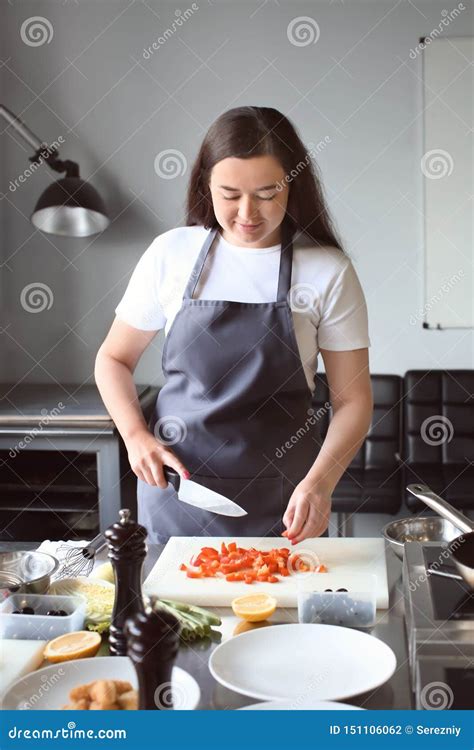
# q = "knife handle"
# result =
<box><xmin>163</xmin><ymin>466</ymin><xmax>180</xmax><ymax>491</ymax></box>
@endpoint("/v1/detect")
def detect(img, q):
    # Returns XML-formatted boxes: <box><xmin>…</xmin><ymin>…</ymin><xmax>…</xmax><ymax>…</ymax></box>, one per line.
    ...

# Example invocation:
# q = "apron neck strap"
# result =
<box><xmin>277</xmin><ymin>222</ymin><xmax>294</xmax><ymax>303</ymax></box>
<box><xmin>184</xmin><ymin>227</ymin><xmax>219</xmax><ymax>300</ymax></box>
<box><xmin>184</xmin><ymin>224</ymin><xmax>294</xmax><ymax>302</ymax></box>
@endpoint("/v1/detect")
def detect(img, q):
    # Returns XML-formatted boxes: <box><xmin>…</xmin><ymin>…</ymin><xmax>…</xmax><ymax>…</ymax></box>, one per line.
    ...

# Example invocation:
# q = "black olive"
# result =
<box><xmin>12</xmin><ymin>609</ymin><xmax>22</xmax><ymax>614</ymax></box>
<box><xmin>336</xmin><ymin>588</ymin><xmax>348</xmax><ymax>593</ymax></box>
<box><xmin>324</xmin><ymin>588</ymin><xmax>333</xmax><ymax>592</ymax></box>
<box><xmin>56</xmin><ymin>610</ymin><xmax>68</xmax><ymax>617</ymax></box>
<box><xmin>20</xmin><ymin>606</ymin><xmax>35</xmax><ymax>615</ymax></box>
<box><xmin>46</xmin><ymin>610</ymin><xmax>58</xmax><ymax>617</ymax></box>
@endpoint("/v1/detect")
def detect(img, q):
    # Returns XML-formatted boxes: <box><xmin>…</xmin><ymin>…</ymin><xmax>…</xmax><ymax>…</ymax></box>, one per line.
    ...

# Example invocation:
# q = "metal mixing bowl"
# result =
<box><xmin>0</xmin><ymin>551</ymin><xmax>59</xmax><ymax>594</ymax></box>
<box><xmin>0</xmin><ymin>571</ymin><xmax>26</xmax><ymax>603</ymax></box>
<box><xmin>382</xmin><ymin>517</ymin><xmax>461</xmax><ymax>560</ymax></box>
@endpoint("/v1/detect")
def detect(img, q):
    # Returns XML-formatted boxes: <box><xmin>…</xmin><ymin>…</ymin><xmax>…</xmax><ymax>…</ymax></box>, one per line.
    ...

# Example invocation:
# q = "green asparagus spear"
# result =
<box><xmin>159</xmin><ymin>598</ymin><xmax>221</xmax><ymax>627</ymax></box>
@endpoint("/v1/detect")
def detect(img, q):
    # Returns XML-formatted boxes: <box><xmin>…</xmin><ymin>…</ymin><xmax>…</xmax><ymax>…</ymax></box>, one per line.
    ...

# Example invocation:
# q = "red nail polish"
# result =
<box><xmin>183</xmin><ymin>471</ymin><xmax>191</xmax><ymax>480</ymax></box>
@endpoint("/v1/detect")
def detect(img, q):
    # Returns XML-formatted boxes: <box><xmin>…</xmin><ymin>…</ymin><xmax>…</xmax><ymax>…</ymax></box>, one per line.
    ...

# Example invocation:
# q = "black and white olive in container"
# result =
<box><xmin>296</xmin><ymin>573</ymin><xmax>377</xmax><ymax>629</ymax></box>
<box><xmin>0</xmin><ymin>593</ymin><xmax>86</xmax><ymax>640</ymax></box>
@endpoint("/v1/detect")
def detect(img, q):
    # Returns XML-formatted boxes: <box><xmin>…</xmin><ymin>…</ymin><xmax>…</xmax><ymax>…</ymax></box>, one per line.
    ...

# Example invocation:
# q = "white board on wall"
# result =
<box><xmin>422</xmin><ymin>36</ymin><xmax>473</xmax><ymax>329</ymax></box>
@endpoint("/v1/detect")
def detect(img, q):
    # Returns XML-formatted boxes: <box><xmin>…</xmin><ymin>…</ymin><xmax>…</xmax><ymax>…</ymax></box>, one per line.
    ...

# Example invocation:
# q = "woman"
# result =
<box><xmin>95</xmin><ymin>106</ymin><xmax>373</xmax><ymax>545</ymax></box>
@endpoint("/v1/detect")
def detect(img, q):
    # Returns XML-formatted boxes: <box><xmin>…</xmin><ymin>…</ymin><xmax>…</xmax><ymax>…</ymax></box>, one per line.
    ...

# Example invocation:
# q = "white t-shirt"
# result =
<box><xmin>115</xmin><ymin>225</ymin><xmax>370</xmax><ymax>393</ymax></box>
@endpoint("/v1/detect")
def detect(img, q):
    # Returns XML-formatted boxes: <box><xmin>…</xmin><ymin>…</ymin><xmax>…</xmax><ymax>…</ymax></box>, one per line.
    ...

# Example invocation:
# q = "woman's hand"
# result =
<box><xmin>282</xmin><ymin>477</ymin><xmax>332</xmax><ymax>544</ymax></box>
<box><xmin>125</xmin><ymin>429</ymin><xmax>190</xmax><ymax>488</ymax></box>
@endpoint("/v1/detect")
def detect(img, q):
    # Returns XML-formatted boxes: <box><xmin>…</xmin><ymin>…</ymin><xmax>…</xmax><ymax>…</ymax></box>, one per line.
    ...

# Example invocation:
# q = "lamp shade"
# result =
<box><xmin>31</xmin><ymin>176</ymin><xmax>109</xmax><ymax>237</ymax></box>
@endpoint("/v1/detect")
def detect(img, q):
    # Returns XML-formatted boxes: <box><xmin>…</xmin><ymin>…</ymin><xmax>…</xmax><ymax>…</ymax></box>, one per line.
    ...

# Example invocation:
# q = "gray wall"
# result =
<box><xmin>2</xmin><ymin>0</ymin><xmax>473</xmax><ymax>389</ymax></box>
<box><xmin>1</xmin><ymin>0</ymin><xmax>473</xmax><ymax>537</ymax></box>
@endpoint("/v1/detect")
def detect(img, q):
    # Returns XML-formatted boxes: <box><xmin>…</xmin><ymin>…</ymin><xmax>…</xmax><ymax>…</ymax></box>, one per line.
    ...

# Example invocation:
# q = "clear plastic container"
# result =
<box><xmin>0</xmin><ymin>593</ymin><xmax>86</xmax><ymax>640</ymax></box>
<box><xmin>0</xmin><ymin>571</ymin><xmax>25</xmax><ymax>603</ymax></box>
<box><xmin>297</xmin><ymin>573</ymin><xmax>377</xmax><ymax>629</ymax></box>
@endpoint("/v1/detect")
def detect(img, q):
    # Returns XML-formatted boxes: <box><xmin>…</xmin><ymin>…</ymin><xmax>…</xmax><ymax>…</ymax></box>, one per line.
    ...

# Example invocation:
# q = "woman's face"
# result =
<box><xmin>209</xmin><ymin>155</ymin><xmax>289</xmax><ymax>248</ymax></box>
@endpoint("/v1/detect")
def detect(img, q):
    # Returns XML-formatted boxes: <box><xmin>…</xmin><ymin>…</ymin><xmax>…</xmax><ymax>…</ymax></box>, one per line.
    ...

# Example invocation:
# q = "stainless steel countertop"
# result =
<box><xmin>0</xmin><ymin>541</ymin><xmax>413</xmax><ymax>709</ymax></box>
<box><xmin>138</xmin><ymin>543</ymin><xmax>411</xmax><ymax>709</ymax></box>
<box><xmin>0</xmin><ymin>384</ymin><xmax>157</xmax><ymax>430</ymax></box>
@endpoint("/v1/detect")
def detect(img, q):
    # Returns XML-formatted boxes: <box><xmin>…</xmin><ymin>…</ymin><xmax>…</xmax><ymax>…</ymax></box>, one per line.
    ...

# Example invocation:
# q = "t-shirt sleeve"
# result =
<box><xmin>114</xmin><ymin>237</ymin><xmax>166</xmax><ymax>331</ymax></box>
<box><xmin>317</xmin><ymin>257</ymin><xmax>370</xmax><ymax>351</ymax></box>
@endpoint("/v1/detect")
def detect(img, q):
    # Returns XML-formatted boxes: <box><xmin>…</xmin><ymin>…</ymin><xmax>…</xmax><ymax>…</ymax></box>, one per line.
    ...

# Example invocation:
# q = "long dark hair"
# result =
<box><xmin>186</xmin><ymin>106</ymin><xmax>344</xmax><ymax>252</ymax></box>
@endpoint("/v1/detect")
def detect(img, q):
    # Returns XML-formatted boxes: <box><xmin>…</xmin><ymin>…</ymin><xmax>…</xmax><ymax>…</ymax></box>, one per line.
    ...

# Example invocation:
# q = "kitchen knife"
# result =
<box><xmin>163</xmin><ymin>467</ymin><xmax>247</xmax><ymax>517</ymax></box>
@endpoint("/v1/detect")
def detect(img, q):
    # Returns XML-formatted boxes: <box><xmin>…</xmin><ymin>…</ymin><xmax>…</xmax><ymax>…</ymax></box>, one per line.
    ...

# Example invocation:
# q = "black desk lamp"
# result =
<box><xmin>1</xmin><ymin>104</ymin><xmax>109</xmax><ymax>237</ymax></box>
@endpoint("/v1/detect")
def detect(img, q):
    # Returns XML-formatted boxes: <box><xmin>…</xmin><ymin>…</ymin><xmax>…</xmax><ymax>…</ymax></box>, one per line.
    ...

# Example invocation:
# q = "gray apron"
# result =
<box><xmin>138</xmin><ymin>224</ymin><xmax>325</xmax><ymax>543</ymax></box>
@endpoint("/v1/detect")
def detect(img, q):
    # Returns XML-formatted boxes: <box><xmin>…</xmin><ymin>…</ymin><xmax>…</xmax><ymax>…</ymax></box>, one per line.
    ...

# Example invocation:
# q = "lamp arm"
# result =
<box><xmin>0</xmin><ymin>104</ymin><xmax>79</xmax><ymax>178</ymax></box>
<box><xmin>0</xmin><ymin>104</ymin><xmax>43</xmax><ymax>150</ymax></box>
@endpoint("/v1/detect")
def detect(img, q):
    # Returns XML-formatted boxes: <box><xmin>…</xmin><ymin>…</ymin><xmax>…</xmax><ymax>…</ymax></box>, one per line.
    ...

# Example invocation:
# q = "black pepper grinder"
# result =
<box><xmin>105</xmin><ymin>508</ymin><xmax>147</xmax><ymax>656</ymax></box>
<box><xmin>125</xmin><ymin>596</ymin><xmax>180</xmax><ymax>710</ymax></box>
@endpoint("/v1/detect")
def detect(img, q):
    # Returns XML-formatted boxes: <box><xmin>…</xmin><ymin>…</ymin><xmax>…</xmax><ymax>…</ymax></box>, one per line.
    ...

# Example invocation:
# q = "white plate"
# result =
<box><xmin>2</xmin><ymin>656</ymin><xmax>200</xmax><ymax>710</ymax></box>
<box><xmin>209</xmin><ymin>623</ymin><xmax>396</xmax><ymax>702</ymax></box>
<box><xmin>240</xmin><ymin>699</ymin><xmax>365</xmax><ymax>710</ymax></box>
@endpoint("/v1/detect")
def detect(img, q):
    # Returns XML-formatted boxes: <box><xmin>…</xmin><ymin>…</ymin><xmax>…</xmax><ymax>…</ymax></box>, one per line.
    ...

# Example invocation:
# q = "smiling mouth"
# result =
<box><xmin>237</xmin><ymin>222</ymin><xmax>261</xmax><ymax>228</ymax></box>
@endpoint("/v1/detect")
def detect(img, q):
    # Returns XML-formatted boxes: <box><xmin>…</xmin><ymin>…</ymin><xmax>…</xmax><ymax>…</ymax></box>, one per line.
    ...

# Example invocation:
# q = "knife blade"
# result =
<box><xmin>163</xmin><ymin>467</ymin><xmax>247</xmax><ymax>517</ymax></box>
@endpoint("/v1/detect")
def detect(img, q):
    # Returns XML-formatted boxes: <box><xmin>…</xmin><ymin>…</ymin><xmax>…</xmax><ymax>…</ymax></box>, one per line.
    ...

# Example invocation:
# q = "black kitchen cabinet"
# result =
<box><xmin>0</xmin><ymin>384</ymin><xmax>158</xmax><ymax>541</ymax></box>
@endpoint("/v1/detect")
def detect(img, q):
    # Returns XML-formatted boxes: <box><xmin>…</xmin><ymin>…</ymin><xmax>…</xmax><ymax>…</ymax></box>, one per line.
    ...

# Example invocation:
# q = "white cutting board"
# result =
<box><xmin>0</xmin><ymin>640</ymin><xmax>46</xmax><ymax>702</ymax></box>
<box><xmin>144</xmin><ymin>537</ymin><xmax>389</xmax><ymax>609</ymax></box>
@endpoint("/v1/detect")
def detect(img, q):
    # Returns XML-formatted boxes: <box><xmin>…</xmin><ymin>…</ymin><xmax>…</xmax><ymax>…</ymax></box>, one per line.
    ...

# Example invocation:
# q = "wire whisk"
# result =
<box><xmin>55</xmin><ymin>533</ymin><xmax>107</xmax><ymax>579</ymax></box>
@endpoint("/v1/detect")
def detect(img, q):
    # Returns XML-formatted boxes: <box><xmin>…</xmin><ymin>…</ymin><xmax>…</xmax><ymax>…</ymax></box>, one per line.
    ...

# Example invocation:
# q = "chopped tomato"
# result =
<box><xmin>180</xmin><ymin>541</ymin><xmax>327</xmax><ymax>584</ymax></box>
<box><xmin>186</xmin><ymin>568</ymin><xmax>203</xmax><ymax>578</ymax></box>
<box><xmin>243</xmin><ymin>570</ymin><xmax>257</xmax><ymax>581</ymax></box>
<box><xmin>220</xmin><ymin>562</ymin><xmax>244</xmax><ymax>574</ymax></box>
<box><xmin>201</xmin><ymin>547</ymin><xmax>219</xmax><ymax>557</ymax></box>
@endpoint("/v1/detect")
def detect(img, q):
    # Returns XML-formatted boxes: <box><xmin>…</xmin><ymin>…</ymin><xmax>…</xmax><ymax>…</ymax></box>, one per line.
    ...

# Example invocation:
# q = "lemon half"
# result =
<box><xmin>231</xmin><ymin>593</ymin><xmax>277</xmax><ymax>622</ymax></box>
<box><xmin>44</xmin><ymin>631</ymin><xmax>101</xmax><ymax>663</ymax></box>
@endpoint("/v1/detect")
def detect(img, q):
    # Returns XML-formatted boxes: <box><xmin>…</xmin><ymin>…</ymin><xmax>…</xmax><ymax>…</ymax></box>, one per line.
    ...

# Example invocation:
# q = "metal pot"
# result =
<box><xmin>382</xmin><ymin>516</ymin><xmax>460</xmax><ymax>560</ymax></box>
<box><xmin>406</xmin><ymin>483</ymin><xmax>474</xmax><ymax>590</ymax></box>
